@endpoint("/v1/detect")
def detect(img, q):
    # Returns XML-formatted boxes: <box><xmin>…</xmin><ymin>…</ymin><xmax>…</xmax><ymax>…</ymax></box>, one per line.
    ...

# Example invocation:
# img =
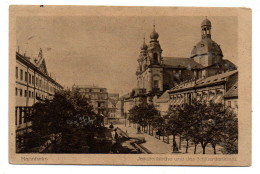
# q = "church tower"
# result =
<box><xmin>190</xmin><ymin>17</ymin><xmax>223</xmax><ymax>67</ymax></box>
<box><xmin>147</xmin><ymin>25</ymin><xmax>163</xmax><ymax>65</ymax></box>
<box><xmin>136</xmin><ymin>25</ymin><xmax>163</xmax><ymax>94</ymax></box>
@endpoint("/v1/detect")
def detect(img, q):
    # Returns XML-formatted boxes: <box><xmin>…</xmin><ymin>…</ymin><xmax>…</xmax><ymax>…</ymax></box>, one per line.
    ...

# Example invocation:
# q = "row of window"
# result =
<box><xmin>79</xmin><ymin>88</ymin><xmax>107</xmax><ymax>93</ymax></box>
<box><xmin>83</xmin><ymin>93</ymin><xmax>108</xmax><ymax>100</ymax></box>
<box><xmin>15</xmin><ymin>107</ymin><xmax>32</xmax><ymax>125</ymax></box>
<box><xmin>15</xmin><ymin>88</ymin><xmax>50</xmax><ymax>100</ymax></box>
<box><xmin>227</xmin><ymin>100</ymin><xmax>238</xmax><ymax>108</ymax></box>
<box><xmin>16</xmin><ymin>67</ymin><xmax>58</xmax><ymax>93</ymax></box>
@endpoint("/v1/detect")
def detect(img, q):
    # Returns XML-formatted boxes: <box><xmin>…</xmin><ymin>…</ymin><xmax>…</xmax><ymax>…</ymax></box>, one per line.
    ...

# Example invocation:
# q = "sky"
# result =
<box><xmin>16</xmin><ymin>16</ymin><xmax>238</xmax><ymax>95</ymax></box>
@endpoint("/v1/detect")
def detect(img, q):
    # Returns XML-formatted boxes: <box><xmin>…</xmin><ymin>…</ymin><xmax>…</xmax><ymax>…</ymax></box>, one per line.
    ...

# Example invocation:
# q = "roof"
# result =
<box><xmin>16</xmin><ymin>52</ymin><xmax>63</xmax><ymax>89</ymax></box>
<box><xmin>201</xmin><ymin>18</ymin><xmax>212</xmax><ymax>27</ymax></box>
<box><xmin>169</xmin><ymin>70</ymin><xmax>238</xmax><ymax>93</ymax></box>
<box><xmin>119</xmin><ymin>93</ymin><xmax>131</xmax><ymax>100</ymax></box>
<box><xmin>74</xmin><ymin>85</ymin><xmax>106</xmax><ymax>89</ymax></box>
<box><xmin>224</xmin><ymin>82</ymin><xmax>238</xmax><ymax>98</ymax></box>
<box><xmin>163</xmin><ymin>57</ymin><xmax>204</xmax><ymax>69</ymax></box>
<box><xmin>202</xmin><ymin>59</ymin><xmax>237</xmax><ymax>70</ymax></box>
<box><xmin>190</xmin><ymin>38</ymin><xmax>223</xmax><ymax>58</ymax></box>
<box><xmin>196</xmin><ymin>70</ymin><xmax>238</xmax><ymax>87</ymax></box>
<box><xmin>155</xmin><ymin>90</ymin><xmax>170</xmax><ymax>103</ymax></box>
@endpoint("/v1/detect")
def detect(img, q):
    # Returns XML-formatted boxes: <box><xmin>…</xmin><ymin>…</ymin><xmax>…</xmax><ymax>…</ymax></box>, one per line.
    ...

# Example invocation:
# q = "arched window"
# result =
<box><xmin>153</xmin><ymin>53</ymin><xmax>158</xmax><ymax>64</ymax></box>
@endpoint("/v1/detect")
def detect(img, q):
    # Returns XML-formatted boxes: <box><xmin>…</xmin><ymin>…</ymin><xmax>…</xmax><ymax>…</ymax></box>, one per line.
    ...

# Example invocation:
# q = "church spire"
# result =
<box><xmin>140</xmin><ymin>35</ymin><xmax>148</xmax><ymax>51</ymax></box>
<box><xmin>150</xmin><ymin>24</ymin><xmax>159</xmax><ymax>41</ymax></box>
<box><xmin>201</xmin><ymin>16</ymin><xmax>212</xmax><ymax>39</ymax></box>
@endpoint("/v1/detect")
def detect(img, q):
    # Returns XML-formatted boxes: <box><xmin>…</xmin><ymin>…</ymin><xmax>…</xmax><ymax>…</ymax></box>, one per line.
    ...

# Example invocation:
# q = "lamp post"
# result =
<box><xmin>124</xmin><ymin>112</ymin><xmax>127</xmax><ymax>127</ymax></box>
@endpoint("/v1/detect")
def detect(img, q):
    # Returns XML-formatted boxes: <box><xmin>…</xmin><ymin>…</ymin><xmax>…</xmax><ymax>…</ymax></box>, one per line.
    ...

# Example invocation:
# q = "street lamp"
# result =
<box><xmin>124</xmin><ymin>112</ymin><xmax>127</xmax><ymax>127</ymax></box>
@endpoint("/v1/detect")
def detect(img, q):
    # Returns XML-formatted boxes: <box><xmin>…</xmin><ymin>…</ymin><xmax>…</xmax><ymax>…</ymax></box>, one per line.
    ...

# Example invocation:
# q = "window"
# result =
<box><xmin>25</xmin><ymin>72</ymin><xmax>28</xmax><ymax>82</ymax></box>
<box><xmin>15</xmin><ymin>107</ymin><xmax>17</xmax><ymax>125</ymax></box>
<box><xmin>29</xmin><ymin>91</ymin><xmax>31</xmax><ymax>98</ymax></box>
<box><xmin>24</xmin><ymin>90</ymin><xmax>27</xmax><ymax>97</ymax></box>
<box><xmin>153</xmin><ymin>53</ymin><xmax>158</xmax><ymax>64</ymax></box>
<box><xmin>20</xmin><ymin>70</ymin><xmax>23</xmax><ymax>80</ymax></box>
<box><xmin>235</xmin><ymin>101</ymin><xmax>238</xmax><ymax>108</ymax></box>
<box><xmin>154</xmin><ymin>80</ymin><xmax>159</xmax><ymax>89</ymax></box>
<box><xmin>20</xmin><ymin>89</ymin><xmax>22</xmax><ymax>96</ymax></box>
<box><xmin>32</xmin><ymin>92</ymin><xmax>34</xmax><ymax>98</ymax></box>
<box><xmin>32</xmin><ymin>75</ymin><xmax>35</xmax><ymax>84</ymax></box>
<box><xmin>19</xmin><ymin>108</ymin><xmax>22</xmax><ymax>125</ymax></box>
<box><xmin>228</xmin><ymin>101</ymin><xmax>231</xmax><ymax>107</ymax></box>
<box><xmin>15</xmin><ymin>88</ymin><xmax>18</xmax><ymax>96</ymax></box>
<box><xmin>29</xmin><ymin>74</ymin><xmax>31</xmax><ymax>84</ymax></box>
<box><xmin>16</xmin><ymin>67</ymin><xmax>18</xmax><ymax>79</ymax></box>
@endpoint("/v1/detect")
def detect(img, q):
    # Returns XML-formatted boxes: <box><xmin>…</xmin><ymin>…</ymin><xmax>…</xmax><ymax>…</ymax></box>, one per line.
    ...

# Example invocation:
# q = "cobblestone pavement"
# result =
<box><xmin>109</xmin><ymin>120</ymin><xmax>223</xmax><ymax>154</ymax></box>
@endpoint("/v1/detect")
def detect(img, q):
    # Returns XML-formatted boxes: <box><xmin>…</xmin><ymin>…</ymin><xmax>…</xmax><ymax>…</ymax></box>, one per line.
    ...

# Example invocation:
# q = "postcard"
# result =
<box><xmin>9</xmin><ymin>6</ymin><xmax>251</xmax><ymax>166</ymax></box>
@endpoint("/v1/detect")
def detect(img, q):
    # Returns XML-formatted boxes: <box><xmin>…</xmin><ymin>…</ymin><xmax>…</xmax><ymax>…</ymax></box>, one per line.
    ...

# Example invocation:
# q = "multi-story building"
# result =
<box><xmin>224</xmin><ymin>81</ymin><xmax>238</xmax><ymax>114</ymax></box>
<box><xmin>15</xmin><ymin>49</ymin><xmax>63</xmax><ymax>136</ymax></box>
<box><xmin>107</xmin><ymin>93</ymin><xmax>121</xmax><ymax>119</ymax></box>
<box><xmin>167</xmin><ymin>70</ymin><xmax>237</xmax><ymax>108</ymax></box>
<box><xmin>74</xmin><ymin>85</ymin><xmax>108</xmax><ymax>116</ymax></box>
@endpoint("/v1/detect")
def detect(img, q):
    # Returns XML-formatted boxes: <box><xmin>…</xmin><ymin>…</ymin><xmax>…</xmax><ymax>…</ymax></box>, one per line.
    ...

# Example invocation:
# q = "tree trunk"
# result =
<box><xmin>194</xmin><ymin>143</ymin><xmax>197</xmax><ymax>154</ymax></box>
<box><xmin>213</xmin><ymin>145</ymin><xmax>216</xmax><ymax>154</ymax></box>
<box><xmin>185</xmin><ymin>139</ymin><xmax>189</xmax><ymax>153</ymax></box>
<box><xmin>53</xmin><ymin>134</ymin><xmax>57</xmax><ymax>153</ymax></box>
<box><xmin>179</xmin><ymin>134</ymin><xmax>182</xmax><ymax>150</ymax></box>
<box><xmin>202</xmin><ymin>145</ymin><xmax>206</xmax><ymax>154</ymax></box>
<box><xmin>172</xmin><ymin>134</ymin><xmax>178</xmax><ymax>152</ymax></box>
<box><xmin>148</xmin><ymin>123</ymin><xmax>150</xmax><ymax>135</ymax></box>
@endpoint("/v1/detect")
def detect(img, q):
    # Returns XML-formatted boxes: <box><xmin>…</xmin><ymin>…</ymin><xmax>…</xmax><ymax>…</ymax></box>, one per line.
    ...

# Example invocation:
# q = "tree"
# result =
<box><xmin>189</xmin><ymin>101</ymin><xmax>238</xmax><ymax>154</ymax></box>
<box><xmin>165</xmin><ymin>100</ymin><xmax>238</xmax><ymax>155</ymax></box>
<box><xmin>165</xmin><ymin>105</ymin><xmax>183</xmax><ymax>152</ymax></box>
<box><xmin>22</xmin><ymin>88</ymin><xmax>104</xmax><ymax>153</ymax></box>
<box><xmin>151</xmin><ymin>115</ymin><xmax>165</xmax><ymax>139</ymax></box>
<box><xmin>220</xmin><ymin>109</ymin><xmax>238</xmax><ymax>154</ymax></box>
<box><xmin>128</xmin><ymin>103</ymin><xmax>160</xmax><ymax>134</ymax></box>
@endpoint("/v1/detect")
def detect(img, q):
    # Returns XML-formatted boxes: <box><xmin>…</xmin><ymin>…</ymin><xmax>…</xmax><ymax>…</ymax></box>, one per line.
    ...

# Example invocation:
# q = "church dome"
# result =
<box><xmin>201</xmin><ymin>18</ymin><xmax>211</xmax><ymax>27</ymax></box>
<box><xmin>141</xmin><ymin>42</ymin><xmax>148</xmax><ymax>50</ymax></box>
<box><xmin>190</xmin><ymin>38</ymin><xmax>223</xmax><ymax>58</ymax></box>
<box><xmin>150</xmin><ymin>25</ymin><xmax>159</xmax><ymax>40</ymax></box>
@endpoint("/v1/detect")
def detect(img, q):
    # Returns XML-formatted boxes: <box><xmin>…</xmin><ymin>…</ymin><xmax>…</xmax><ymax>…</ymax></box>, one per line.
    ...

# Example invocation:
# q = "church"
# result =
<box><xmin>121</xmin><ymin>17</ymin><xmax>237</xmax><ymax>112</ymax></box>
<box><xmin>133</xmin><ymin>17</ymin><xmax>237</xmax><ymax>100</ymax></box>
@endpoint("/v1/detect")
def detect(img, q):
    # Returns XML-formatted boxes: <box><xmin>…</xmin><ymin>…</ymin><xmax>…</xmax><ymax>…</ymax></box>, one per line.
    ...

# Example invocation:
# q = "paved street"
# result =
<box><xmin>109</xmin><ymin>119</ymin><xmax>223</xmax><ymax>154</ymax></box>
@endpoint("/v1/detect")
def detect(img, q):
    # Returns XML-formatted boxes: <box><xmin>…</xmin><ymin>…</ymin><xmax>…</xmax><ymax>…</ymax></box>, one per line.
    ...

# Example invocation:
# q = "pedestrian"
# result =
<box><xmin>137</xmin><ymin>125</ymin><xmax>141</xmax><ymax>134</ymax></box>
<box><xmin>115</xmin><ymin>130</ymin><xmax>119</xmax><ymax>141</ymax></box>
<box><xmin>109</xmin><ymin>122</ymin><xmax>114</xmax><ymax>129</ymax></box>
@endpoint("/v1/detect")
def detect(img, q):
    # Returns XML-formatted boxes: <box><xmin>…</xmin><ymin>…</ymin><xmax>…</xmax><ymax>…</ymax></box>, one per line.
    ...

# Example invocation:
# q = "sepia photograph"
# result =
<box><xmin>9</xmin><ymin>6</ymin><xmax>251</xmax><ymax>165</ymax></box>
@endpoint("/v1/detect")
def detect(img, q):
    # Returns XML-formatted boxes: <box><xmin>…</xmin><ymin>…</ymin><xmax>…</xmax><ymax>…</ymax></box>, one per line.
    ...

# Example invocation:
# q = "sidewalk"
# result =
<box><xmin>115</xmin><ymin>123</ymin><xmax>223</xmax><ymax>154</ymax></box>
<box><xmin>116</xmin><ymin>124</ymin><xmax>173</xmax><ymax>154</ymax></box>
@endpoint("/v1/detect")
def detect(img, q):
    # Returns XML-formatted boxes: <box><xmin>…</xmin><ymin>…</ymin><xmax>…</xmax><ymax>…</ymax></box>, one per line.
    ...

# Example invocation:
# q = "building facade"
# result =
<box><xmin>107</xmin><ymin>93</ymin><xmax>123</xmax><ymax>119</ymax></box>
<box><xmin>224</xmin><ymin>81</ymin><xmax>238</xmax><ymax>114</ymax></box>
<box><xmin>15</xmin><ymin>49</ymin><xmax>63</xmax><ymax>136</ymax></box>
<box><xmin>75</xmin><ymin>85</ymin><xmax>108</xmax><ymax>116</ymax></box>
